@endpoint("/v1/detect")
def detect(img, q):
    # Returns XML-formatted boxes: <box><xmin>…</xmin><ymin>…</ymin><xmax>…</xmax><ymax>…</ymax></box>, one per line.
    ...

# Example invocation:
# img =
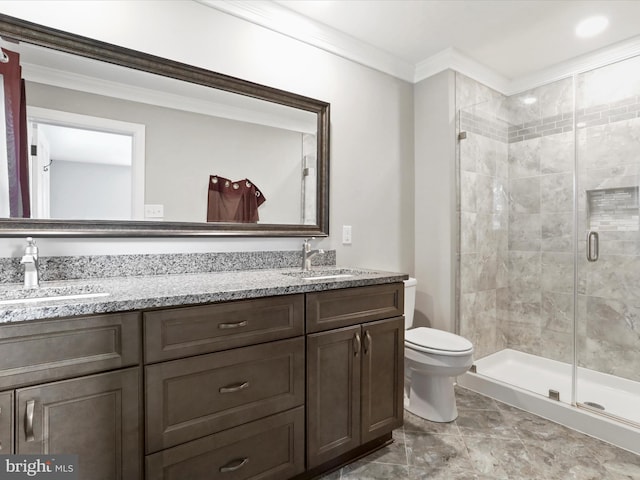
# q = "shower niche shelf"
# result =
<box><xmin>587</xmin><ymin>186</ymin><xmax>639</xmax><ymax>232</ymax></box>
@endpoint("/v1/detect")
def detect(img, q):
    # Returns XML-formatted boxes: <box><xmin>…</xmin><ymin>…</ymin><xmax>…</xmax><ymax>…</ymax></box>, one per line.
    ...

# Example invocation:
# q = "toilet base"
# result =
<box><xmin>404</xmin><ymin>372</ymin><xmax>458</xmax><ymax>423</ymax></box>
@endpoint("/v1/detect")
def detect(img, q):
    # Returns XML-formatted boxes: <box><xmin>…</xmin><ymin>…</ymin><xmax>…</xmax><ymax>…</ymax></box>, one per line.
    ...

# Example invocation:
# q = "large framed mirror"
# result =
<box><xmin>0</xmin><ymin>15</ymin><xmax>329</xmax><ymax>237</ymax></box>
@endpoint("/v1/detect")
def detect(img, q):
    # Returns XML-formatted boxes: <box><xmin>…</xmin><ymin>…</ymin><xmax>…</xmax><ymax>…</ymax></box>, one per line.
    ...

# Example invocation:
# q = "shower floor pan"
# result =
<box><xmin>458</xmin><ymin>348</ymin><xmax>640</xmax><ymax>455</ymax></box>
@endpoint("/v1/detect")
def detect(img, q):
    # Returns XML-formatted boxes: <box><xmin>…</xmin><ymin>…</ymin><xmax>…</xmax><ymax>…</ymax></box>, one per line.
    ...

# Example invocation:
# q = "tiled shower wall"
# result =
<box><xmin>456</xmin><ymin>73</ymin><xmax>508</xmax><ymax>359</ymax></box>
<box><xmin>457</xmin><ymin>56</ymin><xmax>640</xmax><ymax>382</ymax></box>
<box><xmin>504</xmin><ymin>77</ymin><xmax>576</xmax><ymax>365</ymax></box>
<box><xmin>576</xmin><ymin>57</ymin><xmax>640</xmax><ymax>382</ymax></box>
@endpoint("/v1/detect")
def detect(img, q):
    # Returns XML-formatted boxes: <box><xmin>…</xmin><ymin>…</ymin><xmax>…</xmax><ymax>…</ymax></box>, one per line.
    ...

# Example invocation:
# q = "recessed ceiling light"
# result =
<box><xmin>575</xmin><ymin>16</ymin><xmax>609</xmax><ymax>38</ymax></box>
<box><xmin>522</xmin><ymin>96</ymin><xmax>537</xmax><ymax>105</ymax></box>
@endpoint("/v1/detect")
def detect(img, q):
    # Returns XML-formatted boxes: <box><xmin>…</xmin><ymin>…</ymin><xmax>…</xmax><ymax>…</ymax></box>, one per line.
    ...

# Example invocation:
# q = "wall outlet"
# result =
<box><xmin>342</xmin><ymin>225</ymin><xmax>352</xmax><ymax>245</ymax></box>
<box><xmin>144</xmin><ymin>204</ymin><xmax>164</xmax><ymax>218</ymax></box>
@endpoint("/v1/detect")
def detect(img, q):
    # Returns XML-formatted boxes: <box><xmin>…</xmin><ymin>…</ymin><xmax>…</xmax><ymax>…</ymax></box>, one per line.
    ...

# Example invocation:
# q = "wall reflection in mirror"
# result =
<box><xmin>1</xmin><ymin>39</ymin><xmax>319</xmax><ymax>226</ymax></box>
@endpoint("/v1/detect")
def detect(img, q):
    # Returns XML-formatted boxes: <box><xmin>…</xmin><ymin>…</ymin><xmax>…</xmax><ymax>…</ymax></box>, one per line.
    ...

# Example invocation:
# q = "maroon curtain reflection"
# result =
<box><xmin>207</xmin><ymin>175</ymin><xmax>266</xmax><ymax>223</ymax></box>
<box><xmin>1</xmin><ymin>49</ymin><xmax>30</xmax><ymax>217</ymax></box>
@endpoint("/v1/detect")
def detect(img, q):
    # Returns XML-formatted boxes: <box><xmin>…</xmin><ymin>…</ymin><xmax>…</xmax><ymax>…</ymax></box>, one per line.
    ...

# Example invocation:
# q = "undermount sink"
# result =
<box><xmin>283</xmin><ymin>268</ymin><xmax>367</xmax><ymax>281</ymax></box>
<box><xmin>0</xmin><ymin>285</ymin><xmax>110</xmax><ymax>306</ymax></box>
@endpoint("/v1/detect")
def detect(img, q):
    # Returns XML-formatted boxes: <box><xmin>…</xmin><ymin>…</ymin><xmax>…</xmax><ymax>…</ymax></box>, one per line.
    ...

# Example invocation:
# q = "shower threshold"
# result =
<box><xmin>458</xmin><ymin>348</ymin><xmax>640</xmax><ymax>455</ymax></box>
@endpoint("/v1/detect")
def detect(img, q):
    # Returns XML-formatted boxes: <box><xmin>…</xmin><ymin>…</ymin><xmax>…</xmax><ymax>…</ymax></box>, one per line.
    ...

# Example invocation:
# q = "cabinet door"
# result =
<box><xmin>0</xmin><ymin>390</ymin><xmax>13</xmax><ymax>454</ymax></box>
<box><xmin>307</xmin><ymin>325</ymin><xmax>361</xmax><ymax>469</ymax></box>
<box><xmin>361</xmin><ymin>317</ymin><xmax>404</xmax><ymax>443</ymax></box>
<box><xmin>16</xmin><ymin>367</ymin><xmax>141</xmax><ymax>480</ymax></box>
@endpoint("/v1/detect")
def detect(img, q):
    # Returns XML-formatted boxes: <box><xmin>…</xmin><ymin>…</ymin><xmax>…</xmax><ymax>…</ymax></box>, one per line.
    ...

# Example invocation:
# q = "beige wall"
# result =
<box><xmin>0</xmin><ymin>0</ymin><xmax>414</xmax><ymax>276</ymax></box>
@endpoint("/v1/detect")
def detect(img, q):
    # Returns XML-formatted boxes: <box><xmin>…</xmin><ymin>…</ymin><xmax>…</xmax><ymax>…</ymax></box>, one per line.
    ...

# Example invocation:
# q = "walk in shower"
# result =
<box><xmin>455</xmin><ymin>55</ymin><xmax>640</xmax><ymax>454</ymax></box>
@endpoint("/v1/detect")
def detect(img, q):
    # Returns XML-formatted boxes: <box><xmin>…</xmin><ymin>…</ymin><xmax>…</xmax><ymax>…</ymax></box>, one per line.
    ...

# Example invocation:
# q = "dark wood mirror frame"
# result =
<box><xmin>0</xmin><ymin>14</ymin><xmax>329</xmax><ymax>237</ymax></box>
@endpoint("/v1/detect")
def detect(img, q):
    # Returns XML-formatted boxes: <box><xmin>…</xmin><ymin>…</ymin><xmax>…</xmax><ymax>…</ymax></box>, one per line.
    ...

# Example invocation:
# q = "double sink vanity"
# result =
<box><xmin>0</xmin><ymin>14</ymin><xmax>407</xmax><ymax>479</ymax></box>
<box><xmin>0</xmin><ymin>263</ymin><xmax>407</xmax><ymax>479</ymax></box>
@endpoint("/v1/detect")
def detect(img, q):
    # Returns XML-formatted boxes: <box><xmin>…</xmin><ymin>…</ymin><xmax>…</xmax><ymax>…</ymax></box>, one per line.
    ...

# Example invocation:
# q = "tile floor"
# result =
<box><xmin>319</xmin><ymin>386</ymin><xmax>640</xmax><ymax>480</ymax></box>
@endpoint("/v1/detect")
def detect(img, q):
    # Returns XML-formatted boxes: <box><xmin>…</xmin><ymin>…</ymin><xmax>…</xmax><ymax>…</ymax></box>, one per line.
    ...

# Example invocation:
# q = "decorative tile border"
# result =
<box><xmin>465</xmin><ymin>95</ymin><xmax>640</xmax><ymax>144</ymax></box>
<box><xmin>576</xmin><ymin>95</ymin><xmax>640</xmax><ymax>129</ymax></box>
<box><xmin>508</xmin><ymin>113</ymin><xmax>574</xmax><ymax>143</ymax></box>
<box><xmin>459</xmin><ymin>110</ymin><xmax>509</xmax><ymax>143</ymax></box>
<box><xmin>0</xmin><ymin>249</ymin><xmax>337</xmax><ymax>284</ymax></box>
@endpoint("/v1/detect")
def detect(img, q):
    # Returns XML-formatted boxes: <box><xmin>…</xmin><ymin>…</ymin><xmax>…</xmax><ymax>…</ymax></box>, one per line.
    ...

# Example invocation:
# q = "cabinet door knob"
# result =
<box><xmin>219</xmin><ymin>457</ymin><xmax>249</xmax><ymax>473</ymax></box>
<box><xmin>219</xmin><ymin>381</ymin><xmax>250</xmax><ymax>394</ymax></box>
<box><xmin>353</xmin><ymin>332</ymin><xmax>361</xmax><ymax>356</ymax></box>
<box><xmin>363</xmin><ymin>330</ymin><xmax>371</xmax><ymax>355</ymax></box>
<box><xmin>25</xmin><ymin>400</ymin><xmax>35</xmax><ymax>442</ymax></box>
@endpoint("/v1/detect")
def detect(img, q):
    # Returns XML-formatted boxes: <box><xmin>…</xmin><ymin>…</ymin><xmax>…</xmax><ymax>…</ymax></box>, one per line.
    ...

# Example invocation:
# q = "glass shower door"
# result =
<box><xmin>457</xmin><ymin>79</ymin><xmax>578</xmax><ymax>403</ymax></box>
<box><xmin>575</xmin><ymin>56</ymin><xmax>640</xmax><ymax>426</ymax></box>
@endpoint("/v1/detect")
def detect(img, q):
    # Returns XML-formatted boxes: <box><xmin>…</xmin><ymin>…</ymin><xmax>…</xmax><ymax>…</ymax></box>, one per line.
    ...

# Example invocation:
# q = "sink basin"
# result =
<box><xmin>283</xmin><ymin>268</ymin><xmax>367</xmax><ymax>281</ymax></box>
<box><xmin>0</xmin><ymin>285</ymin><xmax>110</xmax><ymax>306</ymax></box>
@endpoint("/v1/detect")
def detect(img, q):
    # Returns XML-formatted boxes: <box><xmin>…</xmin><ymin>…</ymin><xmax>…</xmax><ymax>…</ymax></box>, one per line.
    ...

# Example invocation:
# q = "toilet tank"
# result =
<box><xmin>403</xmin><ymin>277</ymin><xmax>417</xmax><ymax>330</ymax></box>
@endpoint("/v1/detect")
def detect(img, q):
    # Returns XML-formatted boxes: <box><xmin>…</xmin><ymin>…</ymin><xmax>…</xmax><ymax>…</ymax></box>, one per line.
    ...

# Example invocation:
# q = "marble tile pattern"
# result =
<box><xmin>0</xmin><ymin>266</ymin><xmax>406</xmax><ymax>323</ymax></box>
<box><xmin>0</xmin><ymin>249</ymin><xmax>337</xmax><ymax>284</ymax></box>
<box><xmin>459</xmin><ymin>64</ymin><xmax>640</xmax><ymax>382</ymax></box>
<box><xmin>318</xmin><ymin>386</ymin><xmax>640</xmax><ymax>480</ymax></box>
<box><xmin>456</xmin><ymin>73</ymin><xmax>509</xmax><ymax>360</ymax></box>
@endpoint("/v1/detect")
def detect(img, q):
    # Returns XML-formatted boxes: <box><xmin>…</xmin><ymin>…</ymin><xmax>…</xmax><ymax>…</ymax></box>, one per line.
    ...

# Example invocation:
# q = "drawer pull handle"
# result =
<box><xmin>219</xmin><ymin>381</ymin><xmax>249</xmax><ymax>394</ymax></box>
<box><xmin>364</xmin><ymin>330</ymin><xmax>371</xmax><ymax>355</ymax></box>
<box><xmin>220</xmin><ymin>457</ymin><xmax>249</xmax><ymax>473</ymax></box>
<box><xmin>353</xmin><ymin>332</ymin><xmax>361</xmax><ymax>356</ymax></box>
<box><xmin>25</xmin><ymin>400</ymin><xmax>35</xmax><ymax>442</ymax></box>
<box><xmin>218</xmin><ymin>320</ymin><xmax>248</xmax><ymax>329</ymax></box>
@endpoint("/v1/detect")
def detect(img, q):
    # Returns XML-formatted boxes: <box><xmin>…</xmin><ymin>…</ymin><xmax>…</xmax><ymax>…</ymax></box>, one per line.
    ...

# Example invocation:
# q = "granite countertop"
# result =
<box><xmin>0</xmin><ymin>267</ymin><xmax>408</xmax><ymax>323</ymax></box>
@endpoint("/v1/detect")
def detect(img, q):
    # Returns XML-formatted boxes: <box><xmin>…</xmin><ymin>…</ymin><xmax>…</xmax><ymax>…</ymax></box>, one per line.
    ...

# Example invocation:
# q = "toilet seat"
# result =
<box><xmin>405</xmin><ymin>327</ymin><xmax>473</xmax><ymax>357</ymax></box>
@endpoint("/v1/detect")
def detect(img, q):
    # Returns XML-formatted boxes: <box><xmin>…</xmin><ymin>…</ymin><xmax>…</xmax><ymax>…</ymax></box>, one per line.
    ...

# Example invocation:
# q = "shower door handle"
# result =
<box><xmin>587</xmin><ymin>231</ymin><xmax>599</xmax><ymax>262</ymax></box>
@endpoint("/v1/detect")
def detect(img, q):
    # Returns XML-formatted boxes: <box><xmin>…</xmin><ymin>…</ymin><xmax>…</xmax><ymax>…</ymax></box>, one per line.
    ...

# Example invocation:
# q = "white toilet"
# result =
<box><xmin>403</xmin><ymin>278</ymin><xmax>474</xmax><ymax>422</ymax></box>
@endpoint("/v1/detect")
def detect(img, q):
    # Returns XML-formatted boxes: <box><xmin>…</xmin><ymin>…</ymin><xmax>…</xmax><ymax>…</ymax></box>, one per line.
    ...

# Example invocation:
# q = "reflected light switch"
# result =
<box><xmin>144</xmin><ymin>204</ymin><xmax>164</xmax><ymax>218</ymax></box>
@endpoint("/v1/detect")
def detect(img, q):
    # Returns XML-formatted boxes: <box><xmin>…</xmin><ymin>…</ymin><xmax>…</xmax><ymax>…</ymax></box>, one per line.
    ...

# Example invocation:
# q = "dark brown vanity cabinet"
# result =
<box><xmin>143</xmin><ymin>295</ymin><xmax>306</xmax><ymax>480</ymax></box>
<box><xmin>0</xmin><ymin>281</ymin><xmax>405</xmax><ymax>480</ymax></box>
<box><xmin>0</xmin><ymin>390</ymin><xmax>13</xmax><ymax>454</ymax></box>
<box><xmin>306</xmin><ymin>284</ymin><xmax>405</xmax><ymax>469</ymax></box>
<box><xmin>0</xmin><ymin>312</ymin><xmax>143</xmax><ymax>479</ymax></box>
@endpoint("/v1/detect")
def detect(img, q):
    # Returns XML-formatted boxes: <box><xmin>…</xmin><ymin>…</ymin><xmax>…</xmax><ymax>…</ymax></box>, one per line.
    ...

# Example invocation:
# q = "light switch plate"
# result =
<box><xmin>342</xmin><ymin>225</ymin><xmax>352</xmax><ymax>245</ymax></box>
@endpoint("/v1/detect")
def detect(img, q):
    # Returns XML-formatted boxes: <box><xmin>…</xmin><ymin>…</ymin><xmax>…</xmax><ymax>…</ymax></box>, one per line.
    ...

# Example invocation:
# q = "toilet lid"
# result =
<box><xmin>405</xmin><ymin>327</ymin><xmax>473</xmax><ymax>353</ymax></box>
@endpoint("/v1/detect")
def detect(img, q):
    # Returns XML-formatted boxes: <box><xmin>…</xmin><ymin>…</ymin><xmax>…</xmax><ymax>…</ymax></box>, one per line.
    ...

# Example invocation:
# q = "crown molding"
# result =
<box><xmin>196</xmin><ymin>0</ymin><xmax>415</xmax><ymax>82</ymax></box>
<box><xmin>414</xmin><ymin>47</ymin><xmax>510</xmax><ymax>93</ymax></box>
<box><xmin>505</xmin><ymin>34</ymin><xmax>640</xmax><ymax>95</ymax></box>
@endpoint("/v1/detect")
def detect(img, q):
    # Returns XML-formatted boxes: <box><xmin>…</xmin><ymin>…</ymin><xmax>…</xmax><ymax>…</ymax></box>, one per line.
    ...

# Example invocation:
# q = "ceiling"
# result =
<box><xmin>37</xmin><ymin>124</ymin><xmax>132</xmax><ymax>167</ymax></box>
<box><xmin>204</xmin><ymin>0</ymin><xmax>640</xmax><ymax>92</ymax></box>
<box><xmin>274</xmin><ymin>0</ymin><xmax>640</xmax><ymax>79</ymax></box>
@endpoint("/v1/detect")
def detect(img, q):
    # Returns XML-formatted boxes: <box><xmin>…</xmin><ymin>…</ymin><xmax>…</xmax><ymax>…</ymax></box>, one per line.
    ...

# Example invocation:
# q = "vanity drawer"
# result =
<box><xmin>306</xmin><ymin>283</ymin><xmax>404</xmax><ymax>333</ymax></box>
<box><xmin>144</xmin><ymin>294</ymin><xmax>304</xmax><ymax>363</ymax></box>
<box><xmin>145</xmin><ymin>406</ymin><xmax>304</xmax><ymax>480</ymax></box>
<box><xmin>145</xmin><ymin>336</ymin><xmax>304</xmax><ymax>453</ymax></box>
<box><xmin>0</xmin><ymin>312</ymin><xmax>141</xmax><ymax>389</ymax></box>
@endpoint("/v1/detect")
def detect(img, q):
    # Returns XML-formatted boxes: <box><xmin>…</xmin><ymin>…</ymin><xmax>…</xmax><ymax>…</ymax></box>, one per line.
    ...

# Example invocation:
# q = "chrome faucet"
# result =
<box><xmin>20</xmin><ymin>237</ymin><xmax>40</xmax><ymax>289</ymax></box>
<box><xmin>302</xmin><ymin>238</ymin><xmax>324</xmax><ymax>271</ymax></box>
